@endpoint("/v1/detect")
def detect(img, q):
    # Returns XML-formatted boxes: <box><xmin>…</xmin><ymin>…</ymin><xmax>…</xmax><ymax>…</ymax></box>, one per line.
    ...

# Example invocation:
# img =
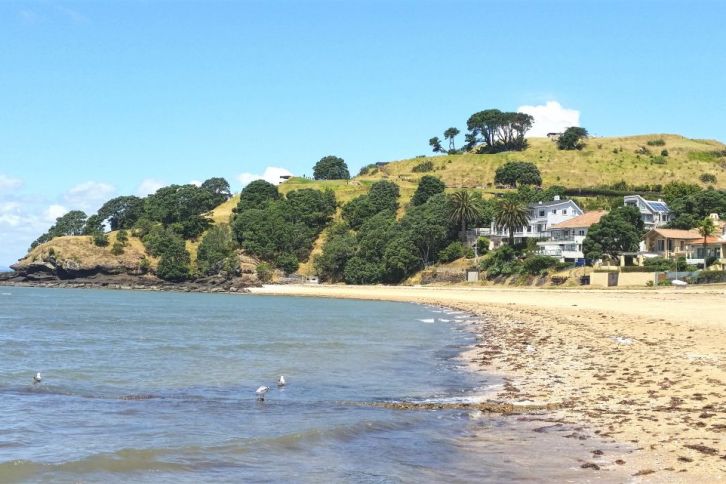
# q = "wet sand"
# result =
<box><xmin>251</xmin><ymin>284</ymin><xmax>726</xmax><ymax>481</ymax></box>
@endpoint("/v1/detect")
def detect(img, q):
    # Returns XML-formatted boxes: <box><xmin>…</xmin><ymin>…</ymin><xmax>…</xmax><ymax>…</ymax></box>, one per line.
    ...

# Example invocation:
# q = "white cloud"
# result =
<box><xmin>517</xmin><ymin>101</ymin><xmax>580</xmax><ymax>137</ymax></box>
<box><xmin>0</xmin><ymin>174</ymin><xmax>23</xmax><ymax>191</ymax></box>
<box><xmin>190</xmin><ymin>180</ymin><xmax>202</xmax><ymax>187</ymax></box>
<box><xmin>135</xmin><ymin>178</ymin><xmax>166</xmax><ymax>197</ymax></box>
<box><xmin>63</xmin><ymin>181</ymin><xmax>116</xmax><ymax>213</ymax></box>
<box><xmin>45</xmin><ymin>204</ymin><xmax>69</xmax><ymax>222</ymax></box>
<box><xmin>237</xmin><ymin>166</ymin><xmax>294</xmax><ymax>187</ymax></box>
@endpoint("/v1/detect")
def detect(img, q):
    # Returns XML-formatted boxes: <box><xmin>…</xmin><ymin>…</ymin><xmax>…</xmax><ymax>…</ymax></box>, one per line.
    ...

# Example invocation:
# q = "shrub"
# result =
<box><xmin>116</xmin><ymin>229</ymin><xmax>129</xmax><ymax>245</ymax></box>
<box><xmin>256</xmin><ymin>263</ymin><xmax>273</xmax><ymax>283</ymax></box>
<box><xmin>358</xmin><ymin>164</ymin><xmax>378</xmax><ymax>176</ymax></box>
<box><xmin>139</xmin><ymin>257</ymin><xmax>150</xmax><ymax>274</ymax></box>
<box><xmin>647</xmin><ymin>139</ymin><xmax>666</xmax><ymax>146</ymax></box>
<box><xmin>155</xmin><ymin>236</ymin><xmax>191</xmax><ymax>282</ymax></box>
<box><xmin>642</xmin><ymin>257</ymin><xmax>673</xmax><ymax>271</ymax></box>
<box><xmin>93</xmin><ymin>233</ymin><xmax>109</xmax><ymax>247</ymax></box>
<box><xmin>521</xmin><ymin>255</ymin><xmax>559</xmax><ymax>275</ymax></box>
<box><xmin>705</xmin><ymin>255</ymin><xmax>719</xmax><ymax>268</ymax></box>
<box><xmin>661</xmin><ymin>149</ymin><xmax>669</xmax><ymax>157</ymax></box>
<box><xmin>476</xmin><ymin>237</ymin><xmax>490</xmax><ymax>255</ymax></box>
<box><xmin>412</xmin><ymin>160</ymin><xmax>434</xmax><ymax>173</ymax></box>
<box><xmin>197</xmin><ymin>225</ymin><xmax>238</xmax><ymax>276</ymax></box>
<box><xmin>700</xmin><ymin>173</ymin><xmax>717</xmax><ymax>184</ymax></box>
<box><xmin>110</xmin><ymin>241</ymin><xmax>125</xmax><ymax>256</ymax></box>
<box><xmin>438</xmin><ymin>241</ymin><xmax>466</xmax><ymax>263</ymax></box>
<box><xmin>651</xmin><ymin>156</ymin><xmax>667</xmax><ymax>165</ymax></box>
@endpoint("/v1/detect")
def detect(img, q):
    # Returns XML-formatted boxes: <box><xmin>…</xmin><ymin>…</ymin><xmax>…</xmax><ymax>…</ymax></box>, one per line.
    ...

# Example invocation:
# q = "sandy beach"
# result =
<box><xmin>251</xmin><ymin>284</ymin><xmax>726</xmax><ymax>481</ymax></box>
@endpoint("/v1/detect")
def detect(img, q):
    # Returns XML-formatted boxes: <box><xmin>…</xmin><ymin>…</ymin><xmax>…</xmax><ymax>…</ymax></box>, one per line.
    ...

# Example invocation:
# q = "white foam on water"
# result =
<box><xmin>1</xmin><ymin>293</ymin><xmax>11</xmax><ymax>296</ymax></box>
<box><xmin>418</xmin><ymin>318</ymin><xmax>435</xmax><ymax>324</ymax></box>
<box><xmin>438</xmin><ymin>319</ymin><xmax>451</xmax><ymax>323</ymax></box>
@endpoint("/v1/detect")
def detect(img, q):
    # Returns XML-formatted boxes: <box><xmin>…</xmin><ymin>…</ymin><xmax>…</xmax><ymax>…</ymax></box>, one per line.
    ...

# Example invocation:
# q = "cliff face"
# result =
<box><xmin>7</xmin><ymin>234</ymin><xmax>260</xmax><ymax>290</ymax></box>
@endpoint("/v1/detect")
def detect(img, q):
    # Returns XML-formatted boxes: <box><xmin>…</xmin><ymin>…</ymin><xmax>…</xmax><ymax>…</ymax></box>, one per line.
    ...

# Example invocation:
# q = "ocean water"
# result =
<box><xmin>0</xmin><ymin>287</ymin><xmax>622</xmax><ymax>483</ymax></box>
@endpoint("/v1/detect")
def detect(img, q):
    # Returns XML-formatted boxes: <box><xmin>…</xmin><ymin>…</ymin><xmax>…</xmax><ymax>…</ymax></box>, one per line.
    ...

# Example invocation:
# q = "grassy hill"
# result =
<box><xmin>279</xmin><ymin>134</ymin><xmax>726</xmax><ymax>205</ymax></box>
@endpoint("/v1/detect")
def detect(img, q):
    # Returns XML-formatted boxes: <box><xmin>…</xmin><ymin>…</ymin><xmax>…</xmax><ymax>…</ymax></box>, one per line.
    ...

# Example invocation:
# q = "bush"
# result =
<box><xmin>693</xmin><ymin>270</ymin><xmax>726</xmax><ymax>284</ymax></box>
<box><xmin>480</xmin><ymin>246</ymin><xmax>521</xmax><ymax>278</ymax></box>
<box><xmin>651</xmin><ymin>156</ymin><xmax>667</xmax><ymax>165</ymax></box>
<box><xmin>256</xmin><ymin>263</ymin><xmax>273</xmax><ymax>283</ymax></box>
<box><xmin>661</xmin><ymin>149</ymin><xmax>669</xmax><ymax>157</ymax></box>
<box><xmin>521</xmin><ymin>255</ymin><xmax>559</xmax><ymax>275</ymax></box>
<box><xmin>275</xmin><ymin>253</ymin><xmax>299</xmax><ymax>274</ymax></box>
<box><xmin>358</xmin><ymin>164</ymin><xmax>378</xmax><ymax>176</ymax></box>
<box><xmin>155</xmin><ymin>236</ymin><xmax>191</xmax><ymax>282</ymax></box>
<box><xmin>646</xmin><ymin>139</ymin><xmax>666</xmax><ymax>146</ymax></box>
<box><xmin>494</xmin><ymin>161</ymin><xmax>542</xmax><ymax>187</ymax></box>
<box><xmin>642</xmin><ymin>257</ymin><xmax>673</xmax><ymax>271</ymax></box>
<box><xmin>700</xmin><ymin>173</ymin><xmax>717</xmax><ymax>184</ymax></box>
<box><xmin>438</xmin><ymin>241</ymin><xmax>466</xmax><ymax>263</ymax></box>
<box><xmin>110</xmin><ymin>241</ymin><xmax>125</xmax><ymax>256</ymax></box>
<box><xmin>139</xmin><ymin>257</ymin><xmax>150</xmax><ymax>274</ymax></box>
<box><xmin>196</xmin><ymin>225</ymin><xmax>238</xmax><ymax>276</ymax></box>
<box><xmin>412</xmin><ymin>160</ymin><xmax>434</xmax><ymax>173</ymax></box>
<box><xmin>93</xmin><ymin>233</ymin><xmax>109</xmax><ymax>247</ymax></box>
<box><xmin>116</xmin><ymin>229</ymin><xmax>129</xmax><ymax>245</ymax></box>
<box><xmin>476</xmin><ymin>237</ymin><xmax>490</xmax><ymax>255</ymax></box>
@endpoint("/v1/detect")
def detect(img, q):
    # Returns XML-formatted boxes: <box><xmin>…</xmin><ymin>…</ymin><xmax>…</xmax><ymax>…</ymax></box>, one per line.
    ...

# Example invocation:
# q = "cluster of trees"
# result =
<box><xmin>663</xmin><ymin>182</ymin><xmax>726</xmax><ymax>229</ymax></box>
<box><xmin>583</xmin><ymin>206</ymin><xmax>644</xmax><ymax>262</ymax></box>
<box><xmin>315</xmin><ymin>178</ymin><xmax>492</xmax><ymax>284</ymax></box>
<box><xmin>232</xmin><ymin>180</ymin><xmax>336</xmax><ymax>274</ymax></box>
<box><xmin>428</xmin><ymin>108</ymin><xmax>534</xmax><ymax>155</ymax></box>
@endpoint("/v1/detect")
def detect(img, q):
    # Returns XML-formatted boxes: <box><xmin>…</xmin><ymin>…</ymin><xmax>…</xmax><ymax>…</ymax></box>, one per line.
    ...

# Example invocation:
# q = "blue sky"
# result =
<box><xmin>1</xmin><ymin>0</ymin><xmax>725</xmax><ymax>267</ymax></box>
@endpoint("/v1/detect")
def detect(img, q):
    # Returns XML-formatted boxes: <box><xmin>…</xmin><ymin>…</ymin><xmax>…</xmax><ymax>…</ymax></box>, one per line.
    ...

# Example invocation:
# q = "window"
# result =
<box><xmin>578</xmin><ymin>230</ymin><xmax>585</xmax><ymax>236</ymax></box>
<box><xmin>539</xmin><ymin>210</ymin><xmax>545</xmax><ymax>217</ymax></box>
<box><xmin>656</xmin><ymin>239</ymin><xmax>665</xmax><ymax>251</ymax></box>
<box><xmin>552</xmin><ymin>209</ymin><xmax>557</xmax><ymax>214</ymax></box>
<box><xmin>563</xmin><ymin>209</ymin><xmax>567</xmax><ymax>215</ymax></box>
<box><xmin>537</xmin><ymin>224</ymin><xmax>544</xmax><ymax>233</ymax></box>
<box><xmin>527</xmin><ymin>226</ymin><xmax>532</xmax><ymax>233</ymax></box>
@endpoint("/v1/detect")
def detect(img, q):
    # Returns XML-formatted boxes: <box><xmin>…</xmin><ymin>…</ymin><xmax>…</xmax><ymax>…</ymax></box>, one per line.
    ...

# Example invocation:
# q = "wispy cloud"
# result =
<box><xmin>135</xmin><ymin>178</ymin><xmax>166</xmax><ymax>197</ymax></box>
<box><xmin>0</xmin><ymin>174</ymin><xmax>23</xmax><ymax>191</ymax></box>
<box><xmin>63</xmin><ymin>181</ymin><xmax>116</xmax><ymax>213</ymax></box>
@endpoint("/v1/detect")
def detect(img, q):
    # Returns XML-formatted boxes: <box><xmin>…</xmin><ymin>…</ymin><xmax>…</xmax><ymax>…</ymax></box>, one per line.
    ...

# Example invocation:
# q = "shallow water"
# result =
<box><xmin>0</xmin><ymin>287</ymin><xmax>626</xmax><ymax>482</ymax></box>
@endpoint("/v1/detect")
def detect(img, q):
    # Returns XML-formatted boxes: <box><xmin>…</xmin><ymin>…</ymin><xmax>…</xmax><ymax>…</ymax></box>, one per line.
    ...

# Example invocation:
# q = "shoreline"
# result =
<box><xmin>250</xmin><ymin>284</ymin><xmax>726</xmax><ymax>481</ymax></box>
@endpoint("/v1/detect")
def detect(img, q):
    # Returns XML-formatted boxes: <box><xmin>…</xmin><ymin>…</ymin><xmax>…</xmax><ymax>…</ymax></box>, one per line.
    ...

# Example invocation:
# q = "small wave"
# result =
<box><xmin>417</xmin><ymin>318</ymin><xmax>435</xmax><ymax>323</ymax></box>
<box><xmin>1</xmin><ymin>292</ymin><xmax>11</xmax><ymax>296</ymax></box>
<box><xmin>437</xmin><ymin>318</ymin><xmax>451</xmax><ymax>323</ymax></box>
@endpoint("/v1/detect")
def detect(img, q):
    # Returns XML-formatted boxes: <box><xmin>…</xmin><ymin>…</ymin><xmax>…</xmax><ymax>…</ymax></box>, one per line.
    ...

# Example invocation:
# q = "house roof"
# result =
<box><xmin>625</xmin><ymin>195</ymin><xmax>670</xmax><ymax>213</ymax></box>
<box><xmin>687</xmin><ymin>235</ymin><xmax>723</xmax><ymax>245</ymax></box>
<box><xmin>528</xmin><ymin>199</ymin><xmax>577</xmax><ymax>209</ymax></box>
<box><xmin>647</xmin><ymin>228</ymin><xmax>701</xmax><ymax>239</ymax></box>
<box><xmin>552</xmin><ymin>210</ymin><xmax>607</xmax><ymax>229</ymax></box>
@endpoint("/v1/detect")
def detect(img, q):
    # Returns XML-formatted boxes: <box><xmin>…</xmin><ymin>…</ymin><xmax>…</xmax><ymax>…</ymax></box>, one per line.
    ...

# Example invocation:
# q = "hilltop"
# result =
<box><xmin>279</xmin><ymin>134</ymin><xmax>726</xmax><ymax>205</ymax></box>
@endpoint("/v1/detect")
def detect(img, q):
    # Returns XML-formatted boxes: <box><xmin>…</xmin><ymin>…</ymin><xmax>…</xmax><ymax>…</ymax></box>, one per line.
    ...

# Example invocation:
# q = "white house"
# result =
<box><xmin>537</xmin><ymin>210</ymin><xmax>607</xmax><ymax>262</ymax></box>
<box><xmin>486</xmin><ymin>196</ymin><xmax>584</xmax><ymax>246</ymax></box>
<box><xmin>623</xmin><ymin>195</ymin><xmax>671</xmax><ymax>229</ymax></box>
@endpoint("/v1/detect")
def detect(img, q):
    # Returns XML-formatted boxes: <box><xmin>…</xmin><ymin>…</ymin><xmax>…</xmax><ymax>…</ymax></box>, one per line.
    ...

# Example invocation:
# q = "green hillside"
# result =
<box><xmin>279</xmin><ymin>134</ymin><xmax>726</xmax><ymax>205</ymax></box>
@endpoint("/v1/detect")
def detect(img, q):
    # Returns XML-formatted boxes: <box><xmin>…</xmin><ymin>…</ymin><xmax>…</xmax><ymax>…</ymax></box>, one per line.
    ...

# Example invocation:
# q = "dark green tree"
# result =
<box><xmin>313</xmin><ymin>155</ymin><xmax>350</xmax><ymax>180</ymax></box>
<box><xmin>429</xmin><ymin>137</ymin><xmax>444</xmax><ymax>153</ymax></box>
<box><xmin>443</xmin><ymin>127</ymin><xmax>460</xmax><ymax>153</ymax></box>
<box><xmin>466</xmin><ymin>109</ymin><xmax>533</xmax><ymax>153</ymax></box>
<box><xmin>448</xmin><ymin>190</ymin><xmax>482</xmax><ymax>236</ymax></box>
<box><xmin>235</xmin><ymin>179</ymin><xmax>280</xmax><ymax>212</ymax></box>
<box><xmin>97</xmin><ymin>196</ymin><xmax>144</xmax><ymax>230</ymax></box>
<box><xmin>582</xmin><ymin>206</ymin><xmax>644</xmax><ymax>263</ymax></box>
<box><xmin>31</xmin><ymin>210</ymin><xmax>88</xmax><ymax>249</ymax></box>
<box><xmin>156</xmin><ymin>234</ymin><xmax>191</xmax><ymax>282</ymax></box>
<box><xmin>201</xmin><ymin>177</ymin><xmax>232</xmax><ymax>205</ymax></box>
<box><xmin>494</xmin><ymin>161</ymin><xmax>542</xmax><ymax>187</ymax></box>
<box><xmin>411</xmin><ymin>175</ymin><xmax>445</xmax><ymax>206</ymax></box>
<box><xmin>196</xmin><ymin>224</ymin><xmax>238</xmax><ymax>276</ymax></box>
<box><xmin>557</xmin><ymin>127</ymin><xmax>589</xmax><ymax>150</ymax></box>
<box><xmin>400</xmin><ymin>193</ymin><xmax>456</xmax><ymax>266</ymax></box>
<box><xmin>314</xmin><ymin>224</ymin><xmax>356</xmax><ymax>282</ymax></box>
<box><xmin>382</xmin><ymin>235</ymin><xmax>420</xmax><ymax>282</ymax></box>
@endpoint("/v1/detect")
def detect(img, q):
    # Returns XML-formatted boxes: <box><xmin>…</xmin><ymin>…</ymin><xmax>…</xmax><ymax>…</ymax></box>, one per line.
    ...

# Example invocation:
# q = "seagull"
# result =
<box><xmin>33</xmin><ymin>372</ymin><xmax>42</xmax><ymax>384</ymax></box>
<box><xmin>277</xmin><ymin>375</ymin><xmax>286</xmax><ymax>387</ymax></box>
<box><xmin>256</xmin><ymin>385</ymin><xmax>270</xmax><ymax>401</ymax></box>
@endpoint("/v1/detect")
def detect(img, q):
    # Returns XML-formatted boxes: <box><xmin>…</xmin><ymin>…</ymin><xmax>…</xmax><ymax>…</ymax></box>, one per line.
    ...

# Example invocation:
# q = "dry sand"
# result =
<box><xmin>251</xmin><ymin>284</ymin><xmax>726</xmax><ymax>482</ymax></box>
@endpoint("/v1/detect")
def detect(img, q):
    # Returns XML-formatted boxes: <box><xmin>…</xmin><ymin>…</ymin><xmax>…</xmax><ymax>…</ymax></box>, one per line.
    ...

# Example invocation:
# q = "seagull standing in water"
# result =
<box><xmin>277</xmin><ymin>375</ymin><xmax>286</xmax><ymax>387</ymax></box>
<box><xmin>256</xmin><ymin>385</ymin><xmax>270</xmax><ymax>401</ymax></box>
<box><xmin>33</xmin><ymin>372</ymin><xmax>42</xmax><ymax>384</ymax></box>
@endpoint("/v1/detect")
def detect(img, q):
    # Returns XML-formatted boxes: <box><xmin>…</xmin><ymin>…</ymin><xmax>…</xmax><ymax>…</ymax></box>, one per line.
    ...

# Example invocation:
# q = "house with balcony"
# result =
<box><xmin>537</xmin><ymin>210</ymin><xmax>607</xmax><ymax>263</ymax></box>
<box><xmin>623</xmin><ymin>195</ymin><xmax>671</xmax><ymax>229</ymax></box>
<box><xmin>486</xmin><ymin>196</ymin><xmax>583</xmax><ymax>247</ymax></box>
<box><xmin>641</xmin><ymin>228</ymin><xmax>701</xmax><ymax>259</ymax></box>
<box><xmin>685</xmin><ymin>236</ymin><xmax>723</xmax><ymax>266</ymax></box>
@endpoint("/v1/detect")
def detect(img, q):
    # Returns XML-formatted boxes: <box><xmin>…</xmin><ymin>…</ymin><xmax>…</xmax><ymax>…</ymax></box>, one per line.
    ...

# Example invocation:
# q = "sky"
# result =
<box><xmin>1</xmin><ymin>0</ymin><xmax>725</xmax><ymax>267</ymax></box>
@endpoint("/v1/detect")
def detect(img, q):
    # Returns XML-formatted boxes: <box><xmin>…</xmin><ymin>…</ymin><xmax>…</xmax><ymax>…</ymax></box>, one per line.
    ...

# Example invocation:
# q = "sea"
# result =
<box><xmin>0</xmin><ymin>287</ymin><xmax>621</xmax><ymax>483</ymax></box>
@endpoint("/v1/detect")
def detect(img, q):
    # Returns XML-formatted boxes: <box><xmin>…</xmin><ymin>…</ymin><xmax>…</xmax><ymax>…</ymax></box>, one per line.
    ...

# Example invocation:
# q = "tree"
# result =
<box><xmin>448</xmin><ymin>190</ymin><xmax>482</xmax><ymax>237</ymax></box>
<box><xmin>382</xmin><ymin>235</ymin><xmax>420</xmax><ymax>282</ymax></box>
<box><xmin>557</xmin><ymin>127</ymin><xmax>589</xmax><ymax>150</ymax></box>
<box><xmin>142</xmin><ymin>184</ymin><xmax>214</xmax><ymax>239</ymax></box>
<box><xmin>313</xmin><ymin>155</ymin><xmax>350</xmax><ymax>180</ymax></box>
<box><xmin>400</xmin><ymin>193</ymin><xmax>456</xmax><ymax>267</ymax></box>
<box><xmin>493</xmin><ymin>198</ymin><xmax>530</xmax><ymax>245</ymax></box>
<box><xmin>156</xmin><ymin>234</ymin><xmax>191</xmax><ymax>282</ymax></box>
<box><xmin>411</xmin><ymin>175</ymin><xmax>445</xmax><ymax>206</ymax></box>
<box><xmin>201</xmin><ymin>177</ymin><xmax>232</xmax><ymax>205</ymax></box>
<box><xmin>97</xmin><ymin>196</ymin><xmax>144</xmax><ymax>230</ymax></box>
<box><xmin>342</xmin><ymin>180</ymin><xmax>399</xmax><ymax>229</ymax></box>
<box><xmin>314</xmin><ymin>224</ymin><xmax>356</xmax><ymax>282</ymax></box>
<box><xmin>443</xmin><ymin>127</ymin><xmax>460</xmax><ymax>153</ymax></box>
<box><xmin>236</xmin><ymin>180</ymin><xmax>280</xmax><ymax>212</ymax></box>
<box><xmin>196</xmin><ymin>224</ymin><xmax>238</xmax><ymax>276</ymax></box>
<box><xmin>582</xmin><ymin>206</ymin><xmax>643</xmax><ymax>263</ymax></box>
<box><xmin>696</xmin><ymin>216</ymin><xmax>717</xmax><ymax>258</ymax></box>
<box><xmin>429</xmin><ymin>137</ymin><xmax>444</xmax><ymax>153</ymax></box>
<box><xmin>466</xmin><ymin>109</ymin><xmax>533</xmax><ymax>153</ymax></box>
<box><xmin>494</xmin><ymin>161</ymin><xmax>542</xmax><ymax>187</ymax></box>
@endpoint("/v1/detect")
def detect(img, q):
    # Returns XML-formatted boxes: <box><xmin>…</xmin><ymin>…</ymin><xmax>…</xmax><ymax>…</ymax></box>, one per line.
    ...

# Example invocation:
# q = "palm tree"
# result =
<box><xmin>696</xmin><ymin>216</ymin><xmax>716</xmax><ymax>266</ymax></box>
<box><xmin>494</xmin><ymin>198</ymin><xmax>530</xmax><ymax>246</ymax></box>
<box><xmin>448</xmin><ymin>190</ymin><xmax>481</xmax><ymax>240</ymax></box>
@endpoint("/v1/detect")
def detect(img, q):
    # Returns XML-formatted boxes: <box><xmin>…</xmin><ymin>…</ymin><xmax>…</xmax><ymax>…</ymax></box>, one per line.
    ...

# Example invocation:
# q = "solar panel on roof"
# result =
<box><xmin>648</xmin><ymin>202</ymin><xmax>669</xmax><ymax>212</ymax></box>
